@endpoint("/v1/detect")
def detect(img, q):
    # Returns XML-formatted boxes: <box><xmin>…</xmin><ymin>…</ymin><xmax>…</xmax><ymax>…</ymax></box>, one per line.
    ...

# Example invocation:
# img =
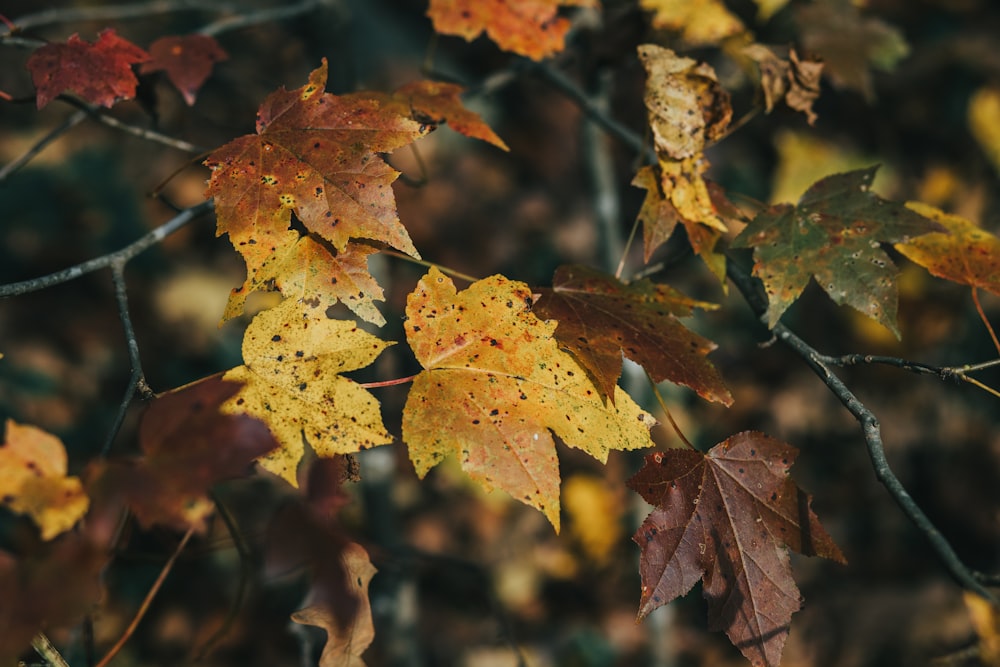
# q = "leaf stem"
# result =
<box><xmin>95</xmin><ymin>526</ymin><xmax>195</xmax><ymax>667</ymax></box>
<box><xmin>359</xmin><ymin>374</ymin><xmax>417</xmax><ymax>389</ymax></box>
<box><xmin>971</xmin><ymin>287</ymin><xmax>1000</xmax><ymax>356</ymax></box>
<box><xmin>380</xmin><ymin>250</ymin><xmax>480</xmax><ymax>284</ymax></box>
<box><xmin>31</xmin><ymin>633</ymin><xmax>70</xmax><ymax>667</ymax></box>
<box><xmin>645</xmin><ymin>370</ymin><xmax>695</xmax><ymax>450</ymax></box>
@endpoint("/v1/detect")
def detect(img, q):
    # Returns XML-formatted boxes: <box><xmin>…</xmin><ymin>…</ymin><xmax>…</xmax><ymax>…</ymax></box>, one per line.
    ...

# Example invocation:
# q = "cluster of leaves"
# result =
<box><xmin>3</xmin><ymin>1</ymin><xmax>1000</xmax><ymax>666</ymax></box>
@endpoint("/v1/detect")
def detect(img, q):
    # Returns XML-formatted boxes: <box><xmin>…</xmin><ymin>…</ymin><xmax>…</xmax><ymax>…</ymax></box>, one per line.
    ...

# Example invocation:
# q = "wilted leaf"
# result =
<box><xmin>402</xmin><ymin>267</ymin><xmax>656</xmax><ymax>531</ymax></box>
<box><xmin>795</xmin><ymin>1</ymin><xmax>909</xmax><ymax>101</ymax></box>
<box><xmin>629</xmin><ymin>432</ymin><xmax>845</xmax><ymax>667</ymax></box>
<box><xmin>532</xmin><ymin>265</ymin><xmax>731</xmax><ymax>405</ymax></box>
<box><xmin>426</xmin><ymin>0</ymin><xmax>594</xmax><ymax>61</ymax></box>
<box><xmin>223</xmin><ymin>298</ymin><xmax>394</xmax><ymax>486</ymax></box>
<box><xmin>968</xmin><ymin>86</ymin><xmax>1000</xmax><ymax>175</ymax></box>
<box><xmin>139</xmin><ymin>34</ymin><xmax>227</xmax><ymax>105</ymax></box>
<box><xmin>27</xmin><ymin>29</ymin><xmax>150</xmax><ymax>108</ymax></box>
<box><xmin>90</xmin><ymin>377</ymin><xmax>278</xmax><ymax>532</ymax></box>
<box><xmin>896</xmin><ymin>202</ymin><xmax>1000</xmax><ymax>296</ymax></box>
<box><xmin>205</xmin><ymin>60</ymin><xmax>429</xmax><ymax>297</ymax></box>
<box><xmin>223</xmin><ymin>234</ymin><xmax>387</xmax><ymax>326</ymax></box>
<box><xmin>732</xmin><ymin>166</ymin><xmax>943</xmax><ymax>336</ymax></box>
<box><xmin>291</xmin><ymin>543</ymin><xmax>377</xmax><ymax>667</ymax></box>
<box><xmin>394</xmin><ymin>80</ymin><xmax>508</xmax><ymax>150</ymax></box>
<box><xmin>743</xmin><ymin>44</ymin><xmax>823</xmax><ymax>125</ymax></box>
<box><xmin>0</xmin><ymin>420</ymin><xmax>88</xmax><ymax>540</ymax></box>
<box><xmin>640</xmin><ymin>0</ymin><xmax>745</xmax><ymax>46</ymax></box>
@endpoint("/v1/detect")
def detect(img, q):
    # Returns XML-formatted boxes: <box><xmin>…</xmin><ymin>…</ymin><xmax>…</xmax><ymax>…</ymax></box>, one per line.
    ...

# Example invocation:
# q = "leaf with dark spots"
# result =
<box><xmin>139</xmin><ymin>34</ymin><xmax>227</xmax><ymax>105</ymax></box>
<box><xmin>392</xmin><ymin>80</ymin><xmax>508</xmax><ymax>150</ymax></box>
<box><xmin>27</xmin><ymin>29</ymin><xmax>150</xmax><ymax>108</ymax></box>
<box><xmin>532</xmin><ymin>265</ymin><xmax>731</xmax><ymax>406</ymax></box>
<box><xmin>732</xmin><ymin>166</ymin><xmax>944</xmax><ymax>336</ymax></box>
<box><xmin>402</xmin><ymin>267</ymin><xmax>656</xmax><ymax>531</ymax></box>
<box><xmin>629</xmin><ymin>432</ymin><xmax>845</xmax><ymax>667</ymax></box>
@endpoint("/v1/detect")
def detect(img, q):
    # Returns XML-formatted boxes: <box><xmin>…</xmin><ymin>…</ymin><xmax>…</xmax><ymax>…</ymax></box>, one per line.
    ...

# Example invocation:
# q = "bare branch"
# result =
<box><xmin>0</xmin><ymin>109</ymin><xmax>87</xmax><ymax>183</ymax></box>
<box><xmin>726</xmin><ymin>259</ymin><xmax>999</xmax><ymax>605</ymax></box>
<box><xmin>57</xmin><ymin>96</ymin><xmax>205</xmax><ymax>153</ymax></box>
<box><xmin>198</xmin><ymin>0</ymin><xmax>335</xmax><ymax>37</ymax></box>
<box><xmin>2</xmin><ymin>1</ymin><xmax>238</xmax><ymax>37</ymax></box>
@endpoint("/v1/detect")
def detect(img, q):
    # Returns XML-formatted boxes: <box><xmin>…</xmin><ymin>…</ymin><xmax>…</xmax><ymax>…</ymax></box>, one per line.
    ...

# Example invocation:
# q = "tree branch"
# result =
<box><xmin>0</xmin><ymin>200</ymin><xmax>213</xmax><ymax>298</ymax></box>
<box><xmin>57</xmin><ymin>96</ymin><xmax>204</xmax><ymax>153</ymax></box>
<box><xmin>0</xmin><ymin>109</ymin><xmax>87</xmax><ymax>183</ymax></box>
<box><xmin>726</xmin><ymin>259</ymin><xmax>999</xmax><ymax>605</ymax></box>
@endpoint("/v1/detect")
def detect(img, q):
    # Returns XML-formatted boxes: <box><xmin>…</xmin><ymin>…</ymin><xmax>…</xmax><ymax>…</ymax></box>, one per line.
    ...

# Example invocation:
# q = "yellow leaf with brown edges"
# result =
<box><xmin>896</xmin><ymin>202</ymin><xmax>1000</xmax><ymax>296</ymax></box>
<box><xmin>401</xmin><ymin>268</ymin><xmax>656</xmax><ymax>531</ymax></box>
<box><xmin>222</xmin><ymin>298</ymin><xmax>394</xmax><ymax>486</ymax></box>
<box><xmin>0</xmin><ymin>420</ymin><xmax>88</xmax><ymax>540</ymax></box>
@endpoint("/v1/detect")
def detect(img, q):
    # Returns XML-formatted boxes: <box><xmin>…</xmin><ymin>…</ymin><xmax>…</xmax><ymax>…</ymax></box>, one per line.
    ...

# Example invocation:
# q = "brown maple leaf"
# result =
<box><xmin>27</xmin><ymin>29</ymin><xmax>150</xmax><ymax>108</ymax></box>
<box><xmin>743</xmin><ymin>44</ymin><xmax>823</xmax><ymax>125</ymax></box>
<box><xmin>629</xmin><ymin>432</ymin><xmax>845</xmax><ymax>667</ymax></box>
<box><xmin>532</xmin><ymin>264</ymin><xmax>732</xmax><ymax>405</ymax></box>
<box><xmin>427</xmin><ymin>0</ymin><xmax>595</xmax><ymax>61</ymax></box>
<box><xmin>139</xmin><ymin>34</ymin><xmax>227</xmax><ymax>105</ymax></box>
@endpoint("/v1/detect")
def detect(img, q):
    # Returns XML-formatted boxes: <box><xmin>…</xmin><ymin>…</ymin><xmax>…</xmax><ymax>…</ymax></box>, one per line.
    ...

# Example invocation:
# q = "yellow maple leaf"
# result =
<box><xmin>222</xmin><ymin>298</ymin><xmax>394</xmax><ymax>486</ymax></box>
<box><xmin>968</xmin><ymin>86</ymin><xmax>1000</xmax><ymax>176</ymax></box>
<box><xmin>0</xmin><ymin>419</ymin><xmax>89</xmax><ymax>540</ymax></box>
<box><xmin>401</xmin><ymin>268</ymin><xmax>656</xmax><ymax>531</ymax></box>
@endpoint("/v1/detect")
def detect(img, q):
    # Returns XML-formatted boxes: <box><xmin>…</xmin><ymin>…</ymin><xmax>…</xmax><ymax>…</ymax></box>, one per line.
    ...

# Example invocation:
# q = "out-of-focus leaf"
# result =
<box><xmin>563</xmin><ymin>474</ymin><xmax>622</xmax><ymax>566</ymax></box>
<box><xmin>968</xmin><ymin>86</ymin><xmax>1000</xmax><ymax>176</ymax></box>
<box><xmin>640</xmin><ymin>0</ymin><xmax>745</xmax><ymax>46</ymax></box>
<box><xmin>630</xmin><ymin>432</ymin><xmax>845</xmax><ymax>666</ymax></box>
<box><xmin>743</xmin><ymin>44</ymin><xmax>823</xmax><ymax>125</ymax></box>
<box><xmin>26</xmin><ymin>29</ymin><xmax>150</xmax><ymax>108</ymax></box>
<box><xmin>0</xmin><ymin>420</ymin><xmax>88</xmax><ymax>540</ymax></box>
<box><xmin>139</xmin><ymin>34</ymin><xmax>227</xmax><ymax>105</ymax></box>
<box><xmin>965</xmin><ymin>592</ymin><xmax>1000</xmax><ymax>666</ymax></box>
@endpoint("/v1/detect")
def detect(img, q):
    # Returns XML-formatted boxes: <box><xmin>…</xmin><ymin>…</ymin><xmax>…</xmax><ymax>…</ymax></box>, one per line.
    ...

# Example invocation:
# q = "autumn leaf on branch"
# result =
<box><xmin>0</xmin><ymin>419</ymin><xmax>89</xmax><ymax>540</ymax></box>
<box><xmin>26</xmin><ymin>29</ymin><xmax>150</xmax><ymax>108</ymax></box>
<box><xmin>629</xmin><ymin>432</ymin><xmax>846</xmax><ymax>667</ymax></box>
<box><xmin>427</xmin><ymin>0</ymin><xmax>595</xmax><ymax>61</ymax></box>
<box><xmin>87</xmin><ymin>377</ymin><xmax>277</xmax><ymax>532</ymax></box>
<box><xmin>139</xmin><ymin>34</ymin><xmax>227</xmax><ymax>105</ymax></box>
<box><xmin>532</xmin><ymin>264</ymin><xmax>732</xmax><ymax>405</ymax></box>
<box><xmin>895</xmin><ymin>202</ymin><xmax>1000</xmax><ymax>296</ymax></box>
<box><xmin>401</xmin><ymin>267</ymin><xmax>656</xmax><ymax>531</ymax></box>
<box><xmin>391</xmin><ymin>80</ymin><xmax>508</xmax><ymax>150</ymax></box>
<box><xmin>205</xmin><ymin>60</ymin><xmax>430</xmax><ymax>321</ymax></box>
<box><xmin>635</xmin><ymin>45</ymin><xmax>731</xmax><ymax>279</ymax></box>
<box><xmin>639</xmin><ymin>0</ymin><xmax>746</xmax><ymax>47</ymax></box>
<box><xmin>742</xmin><ymin>44</ymin><xmax>824</xmax><ymax>125</ymax></box>
<box><xmin>731</xmin><ymin>166</ymin><xmax>943</xmax><ymax>336</ymax></box>
<box><xmin>222</xmin><ymin>298</ymin><xmax>394</xmax><ymax>486</ymax></box>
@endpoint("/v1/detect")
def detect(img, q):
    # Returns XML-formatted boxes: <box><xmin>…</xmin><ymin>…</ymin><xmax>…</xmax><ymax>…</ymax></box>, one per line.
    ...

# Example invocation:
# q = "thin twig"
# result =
<box><xmin>57</xmin><ymin>96</ymin><xmax>204</xmax><ymax>153</ymax></box>
<box><xmin>359</xmin><ymin>375</ymin><xmax>417</xmax><ymax>389</ymax></box>
<box><xmin>102</xmin><ymin>261</ymin><xmax>152</xmax><ymax>457</ymax></box>
<box><xmin>0</xmin><ymin>109</ymin><xmax>86</xmax><ymax>182</ymax></box>
<box><xmin>0</xmin><ymin>200</ymin><xmax>213</xmax><ymax>298</ymax></box>
<box><xmin>971</xmin><ymin>287</ymin><xmax>1000</xmax><ymax>356</ymax></box>
<box><xmin>197</xmin><ymin>0</ymin><xmax>332</xmax><ymax>37</ymax></box>
<box><xmin>94</xmin><ymin>526</ymin><xmax>196</xmax><ymax>667</ymax></box>
<box><xmin>380</xmin><ymin>249</ymin><xmax>480</xmax><ymax>284</ymax></box>
<box><xmin>2</xmin><ymin>0</ymin><xmax>235</xmax><ymax>37</ymax></box>
<box><xmin>645</xmin><ymin>370</ymin><xmax>695</xmax><ymax>451</ymax></box>
<box><xmin>31</xmin><ymin>633</ymin><xmax>70</xmax><ymax>667</ymax></box>
<box><xmin>817</xmin><ymin>353</ymin><xmax>1000</xmax><ymax>400</ymax></box>
<box><xmin>726</xmin><ymin>259</ymin><xmax>998</xmax><ymax>605</ymax></box>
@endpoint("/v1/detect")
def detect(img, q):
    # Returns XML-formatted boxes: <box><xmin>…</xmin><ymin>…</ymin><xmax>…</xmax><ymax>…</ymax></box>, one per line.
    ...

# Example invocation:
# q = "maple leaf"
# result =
<box><xmin>0</xmin><ymin>419</ymin><xmax>89</xmax><ymax>540</ymax></box>
<box><xmin>895</xmin><ymin>202</ymin><xmax>1000</xmax><ymax>296</ymax></box>
<box><xmin>88</xmin><ymin>377</ymin><xmax>278</xmax><ymax>532</ymax></box>
<box><xmin>532</xmin><ymin>264</ymin><xmax>732</xmax><ymax>405</ymax></box>
<box><xmin>426</xmin><ymin>0</ymin><xmax>594</xmax><ymax>61</ymax></box>
<box><xmin>731</xmin><ymin>166</ymin><xmax>943</xmax><ymax>336</ymax></box>
<box><xmin>743</xmin><ymin>45</ymin><xmax>823</xmax><ymax>125</ymax></box>
<box><xmin>222</xmin><ymin>298</ymin><xmax>394</xmax><ymax>486</ymax></box>
<box><xmin>640</xmin><ymin>0</ymin><xmax>746</xmax><ymax>47</ymax></box>
<box><xmin>27</xmin><ymin>29</ymin><xmax>150</xmax><ymax>109</ymax></box>
<box><xmin>392</xmin><ymin>80</ymin><xmax>508</xmax><ymax>150</ymax></box>
<box><xmin>401</xmin><ymin>267</ymin><xmax>656</xmax><ymax>531</ymax></box>
<box><xmin>291</xmin><ymin>543</ymin><xmax>377</xmax><ymax>667</ymax></box>
<box><xmin>139</xmin><ymin>34</ymin><xmax>227</xmax><ymax>105</ymax></box>
<box><xmin>629</xmin><ymin>432</ymin><xmax>846</xmax><ymax>667</ymax></box>
<box><xmin>795</xmin><ymin>1</ymin><xmax>909</xmax><ymax>101</ymax></box>
<box><xmin>223</xmin><ymin>234</ymin><xmax>388</xmax><ymax>326</ymax></box>
<box><xmin>205</xmin><ymin>60</ymin><xmax>429</xmax><ymax>313</ymax></box>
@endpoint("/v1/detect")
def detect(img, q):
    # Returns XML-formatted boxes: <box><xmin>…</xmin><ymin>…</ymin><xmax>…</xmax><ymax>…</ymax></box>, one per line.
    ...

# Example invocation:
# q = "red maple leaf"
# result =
<box><xmin>629</xmin><ymin>432</ymin><xmax>845</xmax><ymax>667</ymax></box>
<box><xmin>27</xmin><ymin>29</ymin><xmax>150</xmax><ymax>108</ymax></box>
<box><xmin>139</xmin><ymin>34</ymin><xmax>228</xmax><ymax>105</ymax></box>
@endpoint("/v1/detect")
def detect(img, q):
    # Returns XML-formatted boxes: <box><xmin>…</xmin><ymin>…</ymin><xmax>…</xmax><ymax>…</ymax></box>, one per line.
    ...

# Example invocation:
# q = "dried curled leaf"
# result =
<box><xmin>223</xmin><ymin>298</ymin><xmax>394</xmax><ymax>486</ymax></box>
<box><xmin>402</xmin><ymin>267</ymin><xmax>656</xmax><ymax>531</ymax></box>
<box><xmin>743</xmin><ymin>44</ymin><xmax>823</xmax><ymax>125</ymax></box>
<box><xmin>27</xmin><ymin>29</ymin><xmax>150</xmax><ymax>108</ymax></box>
<box><xmin>0</xmin><ymin>420</ymin><xmax>88</xmax><ymax>540</ymax></box>
<box><xmin>630</xmin><ymin>432</ymin><xmax>845</xmax><ymax>667</ymax></box>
